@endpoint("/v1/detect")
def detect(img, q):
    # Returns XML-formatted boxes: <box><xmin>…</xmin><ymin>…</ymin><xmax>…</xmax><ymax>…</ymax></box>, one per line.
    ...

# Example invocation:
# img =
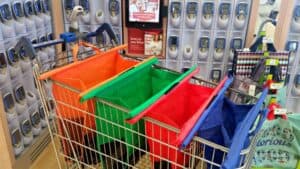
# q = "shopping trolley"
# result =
<box><xmin>27</xmin><ymin>27</ymin><xmax>267</xmax><ymax>169</ymax></box>
<box><xmin>35</xmin><ymin>61</ymin><xmax>266</xmax><ymax>169</ymax></box>
<box><xmin>181</xmin><ymin>79</ymin><xmax>268</xmax><ymax>169</ymax></box>
<box><xmin>34</xmin><ymin>52</ymin><xmax>267</xmax><ymax>169</ymax></box>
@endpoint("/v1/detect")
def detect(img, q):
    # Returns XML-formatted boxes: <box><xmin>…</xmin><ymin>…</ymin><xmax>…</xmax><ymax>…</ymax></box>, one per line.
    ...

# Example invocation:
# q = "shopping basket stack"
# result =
<box><xmin>38</xmin><ymin>42</ymin><xmax>150</xmax><ymax>165</ymax></box>
<box><xmin>31</xmin><ymin>35</ymin><xmax>268</xmax><ymax>169</ymax></box>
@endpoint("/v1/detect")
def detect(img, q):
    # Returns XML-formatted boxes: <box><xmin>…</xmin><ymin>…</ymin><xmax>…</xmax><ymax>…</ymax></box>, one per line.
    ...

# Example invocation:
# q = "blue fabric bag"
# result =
<box><xmin>181</xmin><ymin>77</ymin><xmax>268</xmax><ymax>169</ymax></box>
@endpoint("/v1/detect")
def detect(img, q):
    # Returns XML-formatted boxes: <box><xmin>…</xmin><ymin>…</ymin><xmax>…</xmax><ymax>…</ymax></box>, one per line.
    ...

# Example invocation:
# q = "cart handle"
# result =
<box><xmin>221</xmin><ymin>88</ymin><xmax>268</xmax><ymax>169</ymax></box>
<box><xmin>39</xmin><ymin>44</ymin><xmax>128</xmax><ymax>80</ymax></box>
<box><xmin>72</xmin><ymin>41</ymin><xmax>102</xmax><ymax>62</ymax></box>
<box><xmin>86</xmin><ymin>23</ymin><xmax>119</xmax><ymax>45</ymax></box>
<box><xmin>250</xmin><ymin>109</ymin><xmax>268</xmax><ymax>136</ymax></box>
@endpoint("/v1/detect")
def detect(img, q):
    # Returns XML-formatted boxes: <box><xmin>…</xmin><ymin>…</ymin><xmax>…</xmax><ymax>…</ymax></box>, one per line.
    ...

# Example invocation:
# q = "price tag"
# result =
<box><xmin>274</xmin><ymin>108</ymin><xmax>287</xmax><ymax>115</ymax></box>
<box><xmin>263</xmin><ymin>51</ymin><xmax>270</xmax><ymax>57</ymax></box>
<box><xmin>248</xmin><ymin>85</ymin><xmax>256</xmax><ymax>96</ymax></box>
<box><xmin>266</xmin><ymin>59</ymin><xmax>279</xmax><ymax>66</ymax></box>
<box><xmin>270</xmin><ymin>82</ymin><xmax>284</xmax><ymax>89</ymax></box>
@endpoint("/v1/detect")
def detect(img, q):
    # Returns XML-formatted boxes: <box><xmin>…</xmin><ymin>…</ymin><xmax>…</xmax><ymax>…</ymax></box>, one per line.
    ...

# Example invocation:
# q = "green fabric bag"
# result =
<box><xmin>81</xmin><ymin>57</ymin><xmax>198</xmax><ymax>119</ymax></box>
<box><xmin>252</xmin><ymin>114</ymin><xmax>300</xmax><ymax>169</ymax></box>
<box><xmin>80</xmin><ymin>57</ymin><xmax>198</xmax><ymax>168</ymax></box>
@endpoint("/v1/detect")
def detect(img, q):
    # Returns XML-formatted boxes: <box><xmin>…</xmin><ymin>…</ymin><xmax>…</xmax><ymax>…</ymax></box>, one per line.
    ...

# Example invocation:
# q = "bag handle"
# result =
<box><xmin>39</xmin><ymin>44</ymin><xmax>128</xmax><ymax>80</ymax></box>
<box><xmin>180</xmin><ymin>75</ymin><xmax>234</xmax><ymax>148</ymax></box>
<box><xmin>250</xmin><ymin>109</ymin><xmax>268</xmax><ymax>136</ymax></box>
<box><xmin>79</xmin><ymin>56</ymin><xmax>158</xmax><ymax>102</ymax></box>
<box><xmin>72</xmin><ymin>41</ymin><xmax>102</xmax><ymax>62</ymax></box>
<box><xmin>221</xmin><ymin>88</ymin><xmax>268</xmax><ymax>169</ymax></box>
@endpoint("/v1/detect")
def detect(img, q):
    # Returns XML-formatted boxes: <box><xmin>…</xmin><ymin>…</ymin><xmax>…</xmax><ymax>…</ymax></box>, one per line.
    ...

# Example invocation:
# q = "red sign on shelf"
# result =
<box><xmin>128</xmin><ymin>28</ymin><xmax>145</xmax><ymax>55</ymax></box>
<box><xmin>127</xmin><ymin>28</ymin><xmax>163</xmax><ymax>57</ymax></box>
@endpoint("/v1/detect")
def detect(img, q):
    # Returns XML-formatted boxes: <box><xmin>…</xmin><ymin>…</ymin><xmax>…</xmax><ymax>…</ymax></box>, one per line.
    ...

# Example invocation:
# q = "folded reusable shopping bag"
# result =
<box><xmin>252</xmin><ymin>113</ymin><xmax>300</xmax><ymax>169</ymax></box>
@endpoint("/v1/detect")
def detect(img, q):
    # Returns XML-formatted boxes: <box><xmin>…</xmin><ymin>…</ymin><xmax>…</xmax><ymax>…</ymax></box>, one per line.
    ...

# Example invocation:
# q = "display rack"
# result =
<box><xmin>163</xmin><ymin>0</ymin><xmax>253</xmax><ymax>81</ymax></box>
<box><xmin>0</xmin><ymin>1</ymin><xmax>64</xmax><ymax>168</ymax></box>
<box><xmin>61</xmin><ymin>0</ymin><xmax>124</xmax><ymax>47</ymax></box>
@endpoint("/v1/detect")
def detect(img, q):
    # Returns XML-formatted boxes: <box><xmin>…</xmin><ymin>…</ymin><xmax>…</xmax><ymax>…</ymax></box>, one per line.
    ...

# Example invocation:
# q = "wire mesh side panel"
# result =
<box><xmin>35</xmin><ymin>61</ymin><xmax>261</xmax><ymax>169</ymax></box>
<box><xmin>32</xmin><ymin>41</ymin><xmax>129</xmax><ymax>169</ymax></box>
<box><xmin>191</xmin><ymin>134</ymin><xmax>259</xmax><ymax>169</ymax></box>
<box><xmin>34</xmin><ymin>64</ymin><xmax>98</xmax><ymax>169</ymax></box>
<box><xmin>92</xmin><ymin>99</ymin><xmax>198</xmax><ymax>169</ymax></box>
<box><xmin>54</xmin><ymin>86</ymin><xmax>98</xmax><ymax>165</ymax></box>
<box><xmin>94</xmin><ymin>100</ymin><xmax>259</xmax><ymax>169</ymax></box>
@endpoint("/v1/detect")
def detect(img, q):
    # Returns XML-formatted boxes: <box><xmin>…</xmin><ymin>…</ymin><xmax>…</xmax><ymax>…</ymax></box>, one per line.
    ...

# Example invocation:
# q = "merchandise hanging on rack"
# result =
<box><xmin>108</xmin><ymin>0</ymin><xmax>120</xmax><ymax>25</ymax></box>
<box><xmin>0</xmin><ymin>2</ymin><xmax>17</xmax><ymax>39</ymax></box>
<box><xmin>11</xmin><ymin>1</ymin><xmax>27</xmax><ymax>38</ymax></box>
<box><xmin>234</xmin><ymin>3</ymin><xmax>249</xmax><ymax>29</ymax></box>
<box><xmin>201</xmin><ymin>2</ymin><xmax>214</xmax><ymax>29</ymax></box>
<box><xmin>198</xmin><ymin>36</ymin><xmax>210</xmax><ymax>60</ymax></box>
<box><xmin>0</xmin><ymin>51</ymin><xmax>9</xmax><ymax>84</ymax></box>
<box><xmin>185</xmin><ymin>2</ymin><xmax>198</xmax><ymax>28</ymax></box>
<box><xmin>232</xmin><ymin>50</ymin><xmax>289</xmax><ymax>83</ymax></box>
<box><xmin>78</xmin><ymin>0</ymin><xmax>90</xmax><ymax>24</ymax></box>
<box><xmin>217</xmin><ymin>2</ymin><xmax>232</xmax><ymax>29</ymax></box>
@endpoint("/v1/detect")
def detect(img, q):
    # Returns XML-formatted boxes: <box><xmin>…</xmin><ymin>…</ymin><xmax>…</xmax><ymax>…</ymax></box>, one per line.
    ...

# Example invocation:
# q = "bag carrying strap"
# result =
<box><xmin>72</xmin><ymin>41</ymin><xmax>102</xmax><ymax>62</ymax></box>
<box><xmin>39</xmin><ymin>44</ymin><xmax>128</xmax><ymax>80</ymax></box>
<box><xmin>79</xmin><ymin>57</ymin><xmax>159</xmax><ymax>102</ymax></box>
<box><xmin>221</xmin><ymin>88</ymin><xmax>268</xmax><ymax>169</ymax></box>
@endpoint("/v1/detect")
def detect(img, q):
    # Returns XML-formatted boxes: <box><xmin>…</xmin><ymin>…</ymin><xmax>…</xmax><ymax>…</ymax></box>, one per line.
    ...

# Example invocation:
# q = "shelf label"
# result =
<box><xmin>266</xmin><ymin>59</ymin><xmax>279</xmax><ymax>66</ymax></box>
<box><xmin>270</xmin><ymin>82</ymin><xmax>284</xmax><ymax>89</ymax></box>
<box><xmin>274</xmin><ymin>108</ymin><xmax>287</xmax><ymax>115</ymax></box>
<box><xmin>249</xmin><ymin>85</ymin><xmax>256</xmax><ymax>96</ymax></box>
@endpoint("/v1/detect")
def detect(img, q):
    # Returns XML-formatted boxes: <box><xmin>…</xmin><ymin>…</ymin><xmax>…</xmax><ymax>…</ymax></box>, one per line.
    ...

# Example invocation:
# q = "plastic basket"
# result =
<box><xmin>80</xmin><ymin>58</ymin><xmax>199</xmax><ymax>168</ymax></box>
<box><xmin>123</xmin><ymin>73</ymin><xmax>228</xmax><ymax>169</ymax></box>
<box><xmin>39</xmin><ymin>43</ymin><xmax>147</xmax><ymax>162</ymax></box>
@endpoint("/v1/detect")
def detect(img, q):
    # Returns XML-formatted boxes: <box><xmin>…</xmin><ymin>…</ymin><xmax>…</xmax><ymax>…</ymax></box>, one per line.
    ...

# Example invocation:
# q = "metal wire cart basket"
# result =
<box><xmin>22</xmin><ymin>27</ymin><xmax>268</xmax><ymax>169</ymax></box>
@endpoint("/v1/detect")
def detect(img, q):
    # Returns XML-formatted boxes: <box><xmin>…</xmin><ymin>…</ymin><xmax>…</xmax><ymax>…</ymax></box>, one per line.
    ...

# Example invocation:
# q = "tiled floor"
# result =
<box><xmin>30</xmin><ymin>139</ymin><xmax>205</xmax><ymax>169</ymax></box>
<box><xmin>30</xmin><ymin>141</ymin><xmax>60</xmax><ymax>169</ymax></box>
